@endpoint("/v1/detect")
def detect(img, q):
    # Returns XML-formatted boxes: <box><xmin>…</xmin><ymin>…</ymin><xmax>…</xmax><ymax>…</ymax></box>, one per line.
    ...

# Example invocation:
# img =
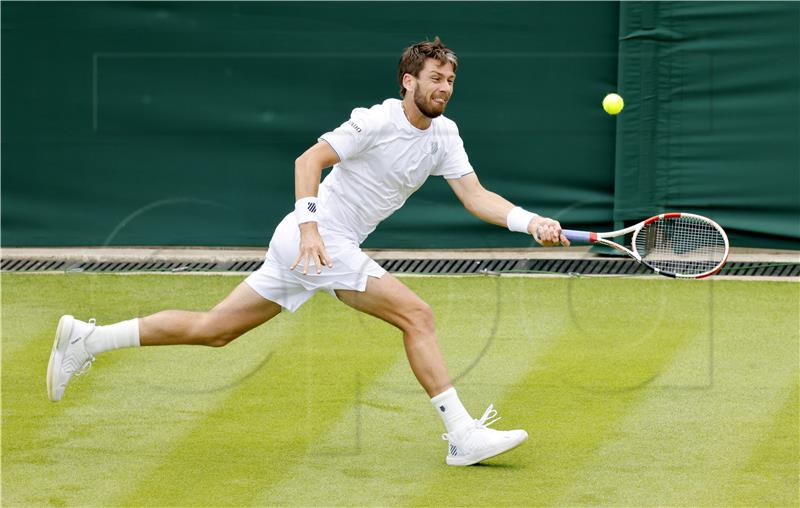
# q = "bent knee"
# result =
<box><xmin>193</xmin><ymin>314</ymin><xmax>243</xmax><ymax>347</ymax></box>
<box><xmin>399</xmin><ymin>301</ymin><xmax>436</xmax><ymax>336</ymax></box>
<box><xmin>206</xmin><ymin>331</ymin><xmax>241</xmax><ymax>348</ymax></box>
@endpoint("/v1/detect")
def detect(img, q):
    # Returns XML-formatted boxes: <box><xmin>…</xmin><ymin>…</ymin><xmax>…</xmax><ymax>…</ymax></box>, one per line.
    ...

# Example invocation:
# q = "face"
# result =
<box><xmin>407</xmin><ymin>59</ymin><xmax>456</xmax><ymax>118</ymax></box>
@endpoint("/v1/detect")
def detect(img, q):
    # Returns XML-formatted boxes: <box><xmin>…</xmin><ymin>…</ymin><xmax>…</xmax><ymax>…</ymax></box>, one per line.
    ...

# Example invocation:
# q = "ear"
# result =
<box><xmin>402</xmin><ymin>73</ymin><xmax>416</xmax><ymax>94</ymax></box>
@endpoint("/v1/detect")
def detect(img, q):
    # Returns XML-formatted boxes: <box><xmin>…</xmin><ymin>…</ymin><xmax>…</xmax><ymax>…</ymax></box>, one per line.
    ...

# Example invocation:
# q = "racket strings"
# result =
<box><xmin>635</xmin><ymin>217</ymin><xmax>727</xmax><ymax>276</ymax></box>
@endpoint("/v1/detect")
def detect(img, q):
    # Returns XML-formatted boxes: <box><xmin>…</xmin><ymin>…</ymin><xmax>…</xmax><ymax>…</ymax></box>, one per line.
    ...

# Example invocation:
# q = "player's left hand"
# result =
<box><xmin>530</xmin><ymin>216</ymin><xmax>570</xmax><ymax>247</ymax></box>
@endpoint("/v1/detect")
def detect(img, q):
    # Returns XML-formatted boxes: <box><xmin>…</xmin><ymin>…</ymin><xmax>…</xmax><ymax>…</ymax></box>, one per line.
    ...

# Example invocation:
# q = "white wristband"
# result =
<box><xmin>507</xmin><ymin>206</ymin><xmax>538</xmax><ymax>234</ymax></box>
<box><xmin>295</xmin><ymin>197</ymin><xmax>319</xmax><ymax>224</ymax></box>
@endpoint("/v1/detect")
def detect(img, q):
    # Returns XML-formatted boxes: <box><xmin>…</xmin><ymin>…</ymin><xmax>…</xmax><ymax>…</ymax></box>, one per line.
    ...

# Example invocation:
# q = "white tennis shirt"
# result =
<box><xmin>317</xmin><ymin>98</ymin><xmax>475</xmax><ymax>244</ymax></box>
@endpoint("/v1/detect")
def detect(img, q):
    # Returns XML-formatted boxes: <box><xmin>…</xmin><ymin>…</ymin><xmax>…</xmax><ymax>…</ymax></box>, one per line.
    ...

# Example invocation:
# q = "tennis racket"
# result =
<box><xmin>561</xmin><ymin>212</ymin><xmax>730</xmax><ymax>278</ymax></box>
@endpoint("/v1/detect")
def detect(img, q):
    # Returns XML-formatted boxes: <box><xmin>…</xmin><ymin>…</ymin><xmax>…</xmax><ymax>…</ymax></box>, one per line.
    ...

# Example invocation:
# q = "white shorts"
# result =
<box><xmin>245</xmin><ymin>213</ymin><xmax>386</xmax><ymax>312</ymax></box>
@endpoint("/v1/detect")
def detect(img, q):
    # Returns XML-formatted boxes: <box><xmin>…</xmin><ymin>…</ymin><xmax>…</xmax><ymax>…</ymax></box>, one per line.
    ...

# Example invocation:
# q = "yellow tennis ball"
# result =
<box><xmin>603</xmin><ymin>93</ymin><xmax>624</xmax><ymax>115</ymax></box>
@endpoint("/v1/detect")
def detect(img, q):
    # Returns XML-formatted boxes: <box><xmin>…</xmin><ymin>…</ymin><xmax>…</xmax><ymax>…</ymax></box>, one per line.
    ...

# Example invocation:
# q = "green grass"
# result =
<box><xmin>2</xmin><ymin>273</ymin><xmax>798</xmax><ymax>506</ymax></box>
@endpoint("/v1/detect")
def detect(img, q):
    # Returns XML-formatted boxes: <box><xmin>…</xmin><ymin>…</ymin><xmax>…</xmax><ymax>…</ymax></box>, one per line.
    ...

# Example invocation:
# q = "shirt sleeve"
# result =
<box><xmin>318</xmin><ymin>107</ymin><xmax>375</xmax><ymax>162</ymax></box>
<box><xmin>431</xmin><ymin>122</ymin><xmax>475</xmax><ymax>179</ymax></box>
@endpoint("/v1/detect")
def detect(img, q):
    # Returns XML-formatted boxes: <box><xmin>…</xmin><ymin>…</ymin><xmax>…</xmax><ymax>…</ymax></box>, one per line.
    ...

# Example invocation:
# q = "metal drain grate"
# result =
<box><xmin>721</xmin><ymin>261</ymin><xmax>800</xmax><ymax>277</ymax></box>
<box><xmin>525</xmin><ymin>258</ymin><xmax>652</xmax><ymax>276</ymax></box>
<box><xmin>1</xmin><ymin>257</ymin><xmax>797</xmax><ymax>277</ymax></box>
<box><xmin>0</xmin><ymin>259</ymin><xmax>265</xmax><ymax>274</ymax></box>
<box><xmin>379</xmin><ymin>259</ymin><xmax>800</xmax><ymax>277</ymax></box>
<box><xmin>1</xmin><ymin>259</ymin><xmax>69</xmax><ymax>272</ymax></box>
<box><xmin>379</xmin><ymin>258</ymin><xmax>527</xmax><ymax>274</ymax></box>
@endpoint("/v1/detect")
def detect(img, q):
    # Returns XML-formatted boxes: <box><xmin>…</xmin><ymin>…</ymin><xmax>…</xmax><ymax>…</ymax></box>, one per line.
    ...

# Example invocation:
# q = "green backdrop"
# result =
<box><xmin>2</xmin><ymin>2</ymin><xmax>798</xmax><ymax>248</ymax></box>
<box><xmin>615</xmin><ymin>2</ymin><xmax>800</xmax><ymax>249</ymax></box>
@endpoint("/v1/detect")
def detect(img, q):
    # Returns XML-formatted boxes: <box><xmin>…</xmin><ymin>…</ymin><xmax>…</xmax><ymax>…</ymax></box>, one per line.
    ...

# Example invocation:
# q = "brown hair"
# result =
<box><xmin>397</xmin><ymin>37</ymin><xmax>458</xmax><ymax>97</ymax></box>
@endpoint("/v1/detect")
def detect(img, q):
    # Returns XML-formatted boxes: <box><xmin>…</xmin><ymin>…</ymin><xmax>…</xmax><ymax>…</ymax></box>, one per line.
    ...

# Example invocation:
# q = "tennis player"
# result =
<box><xmin>47</xmin><ymin>37</ymin><xmax>568</xmax><ymax>466</ymax></box>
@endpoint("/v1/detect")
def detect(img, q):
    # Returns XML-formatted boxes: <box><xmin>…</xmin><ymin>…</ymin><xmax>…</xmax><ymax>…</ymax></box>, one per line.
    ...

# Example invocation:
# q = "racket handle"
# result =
<box><xmin>562</xmin><ymin>229</ymin><xmax>595</xmax><ymax>243</ymax></box>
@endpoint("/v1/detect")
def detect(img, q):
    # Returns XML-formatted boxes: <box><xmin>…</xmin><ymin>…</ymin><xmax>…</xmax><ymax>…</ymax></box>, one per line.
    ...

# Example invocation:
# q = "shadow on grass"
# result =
<box><xmin>469</xmin><ymin>461</ymin><xmax>525</xmax><ymax>470</ymax></box>
<box><xmin>141</xmin><ymin>351</ymin><xmax>273</xmax><ymax>395</ymax></box>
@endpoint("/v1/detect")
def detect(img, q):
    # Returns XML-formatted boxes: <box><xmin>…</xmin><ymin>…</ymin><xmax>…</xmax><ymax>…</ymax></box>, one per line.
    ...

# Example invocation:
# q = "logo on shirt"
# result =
<box><xmin>347</xmin><ymin>120</ymin><xmax>362</xmax><ymax>133</ymax></box>
<box><xmin>429</xmin><ymin>141</ymin><xmax>438</xmax><ymax>154</ymax></box>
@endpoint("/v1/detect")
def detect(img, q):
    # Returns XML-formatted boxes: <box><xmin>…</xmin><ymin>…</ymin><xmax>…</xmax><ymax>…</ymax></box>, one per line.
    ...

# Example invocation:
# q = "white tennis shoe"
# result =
<box><xmin>442</xmin><ymin>404</ymin><xmax>528</xmax><ymax>466</ymax></box>
<box><xmin>47</xmin><ymin>315</ymin><xmax>97</xmax><ymax>402</ymax></box>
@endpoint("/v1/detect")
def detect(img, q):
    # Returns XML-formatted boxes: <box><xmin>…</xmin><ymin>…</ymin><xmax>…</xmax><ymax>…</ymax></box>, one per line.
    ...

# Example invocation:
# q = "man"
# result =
<box><xmin>47</xmin><ymin>37</ymin><xmax>568</xmax><ymax>466</ymax></box>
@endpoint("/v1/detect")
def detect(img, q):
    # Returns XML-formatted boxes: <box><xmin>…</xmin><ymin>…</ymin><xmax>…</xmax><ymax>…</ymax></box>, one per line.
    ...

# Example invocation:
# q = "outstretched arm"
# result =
<box><xmin>447</xmin><ymin>172</ymin><xmax>569</xmax><ymax>246</ymax></box>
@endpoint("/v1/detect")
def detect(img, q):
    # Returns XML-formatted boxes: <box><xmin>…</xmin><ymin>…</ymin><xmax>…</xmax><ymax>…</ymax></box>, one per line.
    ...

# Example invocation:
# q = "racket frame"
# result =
<box><xmin>561</xmin><ymin>212</ymin><xmax>730</xmax><ymax>278</ymax></box>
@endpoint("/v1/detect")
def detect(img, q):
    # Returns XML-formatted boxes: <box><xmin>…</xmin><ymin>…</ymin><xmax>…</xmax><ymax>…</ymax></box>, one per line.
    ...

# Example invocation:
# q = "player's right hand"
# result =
<box><xmin>291</xmin><ymin>222</ymin><xmax>333</xmax><ymax>275</ymax></box>
<box><xmin>530</xmin><ymin>216</ymin><xmax>570</xmax><ymax>247</ymax></box>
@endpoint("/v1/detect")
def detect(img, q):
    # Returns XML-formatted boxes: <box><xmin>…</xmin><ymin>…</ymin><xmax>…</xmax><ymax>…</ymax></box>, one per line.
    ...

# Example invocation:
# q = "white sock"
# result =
<box><xmin>84</xmin><ymin>318</ymin><xmax>140</xmax><ymax>355</ymax></box>
<box><xmin>431</xmin><ymin>387</ymin><xmax>473</xmax><ymax>433</ymax></box>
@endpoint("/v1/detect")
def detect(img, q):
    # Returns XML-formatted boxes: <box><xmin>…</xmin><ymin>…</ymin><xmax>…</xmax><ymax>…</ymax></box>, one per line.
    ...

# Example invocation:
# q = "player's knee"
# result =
<box><xmin>401</xmin><ymin>301</ymin><xmax>436</xmax><ymax>336</ymax></box>
<box><xmin>193</xmin><ymin>313</ymin><xmax>242</xmax><ymax>347</ymax></box>
<box><xmin>206</xmin><ymin>330</ymin><xmax>240</xmax><ymax>348</ymax></box>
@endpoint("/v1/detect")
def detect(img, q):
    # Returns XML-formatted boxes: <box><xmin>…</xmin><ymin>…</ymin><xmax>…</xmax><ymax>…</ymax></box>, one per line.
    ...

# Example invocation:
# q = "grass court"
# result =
<box><xmin>2</xmin><ymin>273</ymin><xmax>798</xmax><ymax>506</ymax></box>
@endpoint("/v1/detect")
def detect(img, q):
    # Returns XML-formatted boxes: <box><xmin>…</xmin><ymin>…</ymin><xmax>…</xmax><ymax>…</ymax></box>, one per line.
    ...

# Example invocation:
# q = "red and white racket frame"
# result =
<box><xmin>560</xmin><ymin>212</ymin><xmax>730</xmax><ymax>279</ymax></box>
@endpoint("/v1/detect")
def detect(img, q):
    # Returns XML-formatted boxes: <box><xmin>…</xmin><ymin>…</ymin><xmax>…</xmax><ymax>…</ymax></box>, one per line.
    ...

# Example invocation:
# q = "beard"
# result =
<box><xmin>413</xmin><ymin>86</ymin><xmax>446</xmax><ymax>118</ymax></box>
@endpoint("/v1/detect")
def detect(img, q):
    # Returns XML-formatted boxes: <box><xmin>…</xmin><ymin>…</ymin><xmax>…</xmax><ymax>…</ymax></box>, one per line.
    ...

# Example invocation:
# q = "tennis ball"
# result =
<box><xmin>602</xmin><ymin>93</ymin><xmax>624</xmax><ymax>115</ymax></box>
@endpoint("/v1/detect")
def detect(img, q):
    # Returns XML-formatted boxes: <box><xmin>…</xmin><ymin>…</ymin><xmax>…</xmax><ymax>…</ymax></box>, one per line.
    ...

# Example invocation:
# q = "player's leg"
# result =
<box><xmin>47</xmin><ymin>281</ymin><xmax>281</xmax><ymax>402</ymax></box>
<box><xmin>335</xmin><ymin>273</ymin><xmax>528</xmax><ymax>466</ymax></box>
<box><xmin>335</xmin><ymin>272</ymin><xmax>450</xmax><ymax>397</ymax></box>
<box><xmin>138</xmin><ymin>281</ymin><xmax>282</xmax><ymax>347</ymax></box>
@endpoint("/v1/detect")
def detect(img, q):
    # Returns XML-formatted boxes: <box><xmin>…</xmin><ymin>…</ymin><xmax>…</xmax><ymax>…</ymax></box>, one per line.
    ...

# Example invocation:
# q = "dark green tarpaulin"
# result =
<box><xmin>2</xmin><ymin>2</ymin><xmax>798</xmax><ymax>248</ymax></box>
<box><xmin>1</xmin><ymin>2</ymin><xmax>618</xmax><ymax>248</ymax></box>
<box><xmin>616</xmin><ymin>2</ymin><xmax>799</xmax><ymax>248</ymax></box>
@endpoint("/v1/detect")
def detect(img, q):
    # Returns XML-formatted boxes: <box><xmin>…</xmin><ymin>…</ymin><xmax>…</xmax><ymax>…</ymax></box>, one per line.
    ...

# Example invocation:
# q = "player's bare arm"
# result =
<box><xmin>291</xmin><ymin>141</ymin><xmax>339</xmax><ymax>274</ymax></box>
<box><xmin>447</xmin><ymin>172</ymin><xmax>570</xmax><ymax>247</ymax></box>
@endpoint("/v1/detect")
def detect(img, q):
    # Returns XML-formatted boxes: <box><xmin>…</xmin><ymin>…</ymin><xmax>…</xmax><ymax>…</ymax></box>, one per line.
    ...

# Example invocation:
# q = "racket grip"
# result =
<box><xmin>562</xmin><ymin>229</ymin><xmax>594</xmax><ymax>243</ymax></box>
